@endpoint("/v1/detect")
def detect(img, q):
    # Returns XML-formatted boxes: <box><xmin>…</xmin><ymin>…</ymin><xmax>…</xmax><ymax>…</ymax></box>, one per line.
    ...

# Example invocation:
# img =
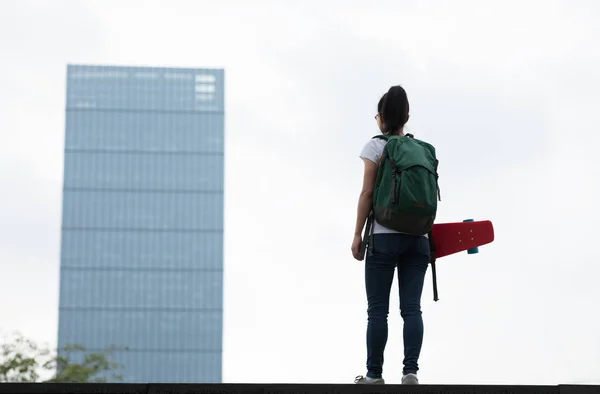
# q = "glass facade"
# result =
<box><xmin>57</xmin><ymin>65</ymin><xmax>224</xmax><ymax>383</ymax></box>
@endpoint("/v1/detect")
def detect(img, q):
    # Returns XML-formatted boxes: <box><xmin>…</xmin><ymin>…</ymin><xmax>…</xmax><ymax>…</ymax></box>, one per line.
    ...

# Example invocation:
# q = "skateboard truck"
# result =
<box><xmin>463</xmin><ymin>219</ymin><xmax>479</xmax><ymax>254</ymax></box>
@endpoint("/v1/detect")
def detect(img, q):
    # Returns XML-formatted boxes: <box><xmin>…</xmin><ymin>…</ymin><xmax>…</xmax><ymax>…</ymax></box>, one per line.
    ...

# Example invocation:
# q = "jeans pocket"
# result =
<box><xmin>415</xmin><ymin>236</ymin><xmax>431</xmax><ymax>257</ymax></box>
<box><xmin>367</xmin><ymin>234</ymin><xmax>397</xmax><ymax>262</ymax></box>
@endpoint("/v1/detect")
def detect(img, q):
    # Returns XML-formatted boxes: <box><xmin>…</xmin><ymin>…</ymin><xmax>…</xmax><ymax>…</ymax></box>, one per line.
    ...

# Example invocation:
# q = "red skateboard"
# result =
<box><xmin>431</xmin><ymin>219</ymin><xmax>495</xmax><ymax>259</ymax></box>
<box><xmin>427</xmin><ymin>219</ymin><xmax>494</xmax><ymax>301</ymax></box>
<box><xmin>360</xmin><ymin>218</ymin><xmax>494</xmax><ymax>301</ymax></box>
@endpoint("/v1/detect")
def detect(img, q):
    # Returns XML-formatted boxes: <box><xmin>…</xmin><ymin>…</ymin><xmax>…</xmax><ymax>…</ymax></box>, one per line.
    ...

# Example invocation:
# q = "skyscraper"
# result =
<box><xmin>57</xmin><ymin>65</ymin><xmax>224</xmax><ymax>383</ymax></box>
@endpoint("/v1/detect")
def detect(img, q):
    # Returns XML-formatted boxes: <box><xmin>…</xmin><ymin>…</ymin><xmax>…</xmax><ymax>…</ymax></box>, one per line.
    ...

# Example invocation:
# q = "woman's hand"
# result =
<box><xmin>351</xmin><ymin>234</ymin><xmax>364</xmax><ymax>261</ymax></box>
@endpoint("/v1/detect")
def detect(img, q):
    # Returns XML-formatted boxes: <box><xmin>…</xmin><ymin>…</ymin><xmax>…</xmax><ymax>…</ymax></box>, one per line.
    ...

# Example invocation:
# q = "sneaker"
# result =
<box><xmin>354</xmin><ymin>375</ymin><xmax>385</xmax><ymax>384</ymax></box>
<box><xmin>401</xmin><ymin>373</ymin><xmax>419</xmax><ymax>385</ymax></box>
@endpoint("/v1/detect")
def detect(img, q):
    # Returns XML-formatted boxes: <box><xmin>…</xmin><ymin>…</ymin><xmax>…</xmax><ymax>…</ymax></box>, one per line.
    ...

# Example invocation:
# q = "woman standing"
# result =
<box><xmin>351</xmin><ymin>85</ymin><xmax>432</xmax><ymax>385</ymax></box>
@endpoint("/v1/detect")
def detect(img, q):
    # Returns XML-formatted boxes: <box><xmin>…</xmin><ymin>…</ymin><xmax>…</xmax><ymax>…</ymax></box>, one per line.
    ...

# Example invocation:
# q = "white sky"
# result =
<box><xmin>1</xmin><ymin>0</ymin><xmax>599</xmax><ymax>386</ymax></box>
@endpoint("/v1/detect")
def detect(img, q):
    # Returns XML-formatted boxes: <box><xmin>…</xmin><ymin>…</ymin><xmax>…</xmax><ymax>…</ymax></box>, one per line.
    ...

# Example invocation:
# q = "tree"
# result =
<box><xmin>0</xmin><ymin>331</ymin><xmax>126</xmax><ymax>383</ymax></box>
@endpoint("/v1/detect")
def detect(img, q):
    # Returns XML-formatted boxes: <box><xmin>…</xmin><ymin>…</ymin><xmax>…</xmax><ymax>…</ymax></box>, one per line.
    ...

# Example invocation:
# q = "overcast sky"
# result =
<box><xmin>1</xmin><ymin>0</ymin><xmax>599</xmax><ymax>386</ymax></box>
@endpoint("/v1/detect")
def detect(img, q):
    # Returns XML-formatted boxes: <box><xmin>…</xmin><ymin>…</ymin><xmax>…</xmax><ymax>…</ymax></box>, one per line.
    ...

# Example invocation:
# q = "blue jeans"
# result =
<box><xmin>365</xmin><ymin>233</ymin><xmax>430</xmax><ymax>378</ymax></box>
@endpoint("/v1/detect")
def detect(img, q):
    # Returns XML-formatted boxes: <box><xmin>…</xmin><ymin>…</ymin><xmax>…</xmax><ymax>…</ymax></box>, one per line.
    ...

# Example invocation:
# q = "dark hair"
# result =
<box><xmin>377</xmin><ymin>85</ymin><xmax>410</xmax><ymax>134</ymax></box>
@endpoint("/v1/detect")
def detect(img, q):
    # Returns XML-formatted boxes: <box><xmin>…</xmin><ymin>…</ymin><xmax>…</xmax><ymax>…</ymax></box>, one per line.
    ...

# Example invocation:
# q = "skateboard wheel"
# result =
<box><xmin>463</xmin><ymin>219</ymin><xmax>479</xmax><ymax>254</ymax></box>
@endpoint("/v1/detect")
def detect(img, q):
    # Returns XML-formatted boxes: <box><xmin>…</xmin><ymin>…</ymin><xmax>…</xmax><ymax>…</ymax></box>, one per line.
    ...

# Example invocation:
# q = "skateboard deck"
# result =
<box><xmin>431</xmin><ymin>219</ymin><xmax>494</xmax><ymax>259</ymax></box>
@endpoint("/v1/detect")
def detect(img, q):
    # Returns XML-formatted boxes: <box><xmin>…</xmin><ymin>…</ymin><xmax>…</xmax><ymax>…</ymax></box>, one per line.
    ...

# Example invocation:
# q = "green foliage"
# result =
<box><xmin>0</xmin><ymin>333</ymin><xmax>48</xmax><ymax>382</ymax></box>
<box><xmin>0</xmin><ymin>331</ymin><xmax>126</xmax><ymax>383</ymax></box>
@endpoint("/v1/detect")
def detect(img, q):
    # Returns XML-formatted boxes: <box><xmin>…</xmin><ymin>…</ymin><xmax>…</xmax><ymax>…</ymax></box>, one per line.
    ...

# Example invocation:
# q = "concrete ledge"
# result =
<box><xmin>0</xmin><ymin>383</ymin><xmax>597</xmax><ymax>394</ymax></box>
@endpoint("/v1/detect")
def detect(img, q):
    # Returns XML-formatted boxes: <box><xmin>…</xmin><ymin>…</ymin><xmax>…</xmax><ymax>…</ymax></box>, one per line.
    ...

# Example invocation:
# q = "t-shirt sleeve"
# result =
<box><xmin>359</xmin><ymin>139</ymin><xmax>383</xmax><ymax>164</ymax></box>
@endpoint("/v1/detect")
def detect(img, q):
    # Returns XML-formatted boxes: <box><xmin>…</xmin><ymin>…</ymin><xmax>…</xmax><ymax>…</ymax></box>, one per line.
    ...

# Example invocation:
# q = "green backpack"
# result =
<box><xmin>371</xmin><ymin>133</ymin><xmax>440</xmax><ymax>234</ymax></box>
<box><xmin>363</xmin><ymin>133</ymin><xmax>442</xmax><ymax>300</ymax></box>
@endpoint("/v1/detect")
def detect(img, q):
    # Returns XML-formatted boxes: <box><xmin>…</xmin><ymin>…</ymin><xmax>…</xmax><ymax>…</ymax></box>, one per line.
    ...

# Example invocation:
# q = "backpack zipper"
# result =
<box><xmin>390</xmin><ymin>170</ymin><xmax>402</xmax><ymax>204</ymax></box>
<box><xmin>388</xmin><ymin>157</ymin><xmax>400</xmax><ymax>204</ymax></box>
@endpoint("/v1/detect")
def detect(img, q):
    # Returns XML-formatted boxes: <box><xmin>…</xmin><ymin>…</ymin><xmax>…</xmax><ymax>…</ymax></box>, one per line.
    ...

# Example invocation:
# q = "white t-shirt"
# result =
<box><xmin>359</xmin><ymin>137</ymin><xmax>399</xmax><ymax>235</ymax></box>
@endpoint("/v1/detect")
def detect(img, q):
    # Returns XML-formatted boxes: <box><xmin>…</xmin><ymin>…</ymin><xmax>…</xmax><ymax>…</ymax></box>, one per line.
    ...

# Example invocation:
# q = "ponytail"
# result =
<box><xmin>378</xmin><ymin>85</ymin><xmax>410</xmax><ymax>135</ymax></box>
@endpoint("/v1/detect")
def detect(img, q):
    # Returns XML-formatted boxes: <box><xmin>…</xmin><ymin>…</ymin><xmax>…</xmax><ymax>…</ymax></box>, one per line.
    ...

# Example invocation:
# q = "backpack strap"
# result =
<box><xmin>373</xmin><ymin>133</ymin><xmax>414</xmax><ymax>139</ymax></box>
<box><xmin>363</xmin><ymin>210</ymin><xmax>375</xmax><ymax>257</ymax></box>
<box><xmin>372</xmin><ymin>134</ymin><xmax>388</xmax><ymax>141</ymax></box>
<box><xmin>435</xmin><ymin>159</ymin><xmax>441</xmax><ymax>201</ymax></box>
<box><xmin>427</xmin><ymin>230</ymin><xmax>439</xmax><ymax>302</ymax></box>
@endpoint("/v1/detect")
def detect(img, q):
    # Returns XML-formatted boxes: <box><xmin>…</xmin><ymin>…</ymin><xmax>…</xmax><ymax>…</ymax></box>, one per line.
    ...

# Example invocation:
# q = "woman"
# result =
<box><xmin>351</xmin><ymin>85</ymin><xmax>430</xmax><ymax>385</ymax></box>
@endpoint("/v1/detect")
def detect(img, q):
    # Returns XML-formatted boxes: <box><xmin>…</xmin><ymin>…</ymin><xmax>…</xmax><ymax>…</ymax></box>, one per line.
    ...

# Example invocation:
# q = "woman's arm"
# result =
<box><xmin>354</xmin><ymin>158</ymin><xmax>379</xmax><ymax>236</ymax></box>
